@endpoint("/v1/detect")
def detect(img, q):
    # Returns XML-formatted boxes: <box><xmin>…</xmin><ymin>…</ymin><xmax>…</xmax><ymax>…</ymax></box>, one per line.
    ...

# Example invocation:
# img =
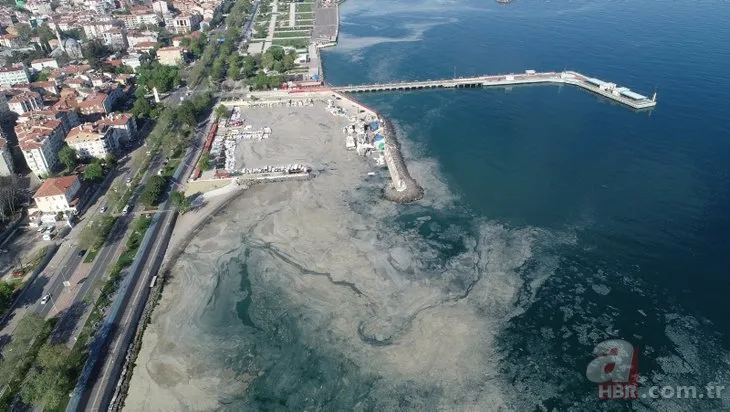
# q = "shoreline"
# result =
<box><xmin>330</xmin><ymin>91</ymin><xmax>424</xmax><ymax>203</ymax></box>
<box><xmin>109</xmin><ymin>184</ymin><xmax>249</xmax><ymax>412</ymax></box>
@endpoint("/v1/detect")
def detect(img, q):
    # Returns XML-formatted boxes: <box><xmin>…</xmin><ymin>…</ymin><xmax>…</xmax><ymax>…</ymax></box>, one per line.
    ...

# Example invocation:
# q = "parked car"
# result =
<box><xmin>100</xmin><ymin>205</ymin><xmax>108</xmax><ymax>213</ymax></box>
<box><xmin>78</xmin><ymin>249</ymin><xmax>86</xmax><ymax>257</ymax></box>
<box><xmin>122</xmin><ymin>205</ymin><xmax>130</xmax><ymax>215</ymax></box>
<box><xmin>40</xmin><ymin>294</ymin><xmax>51</xmax><ymax>305</ymax></box>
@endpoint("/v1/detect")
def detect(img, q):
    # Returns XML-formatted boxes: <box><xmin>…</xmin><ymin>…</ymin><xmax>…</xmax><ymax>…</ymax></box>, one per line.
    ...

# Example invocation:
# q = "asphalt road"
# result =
<box><xmin>76</xmin><ymin>120</ymin><xmax>208</xmax><ymax>411</ymax></box>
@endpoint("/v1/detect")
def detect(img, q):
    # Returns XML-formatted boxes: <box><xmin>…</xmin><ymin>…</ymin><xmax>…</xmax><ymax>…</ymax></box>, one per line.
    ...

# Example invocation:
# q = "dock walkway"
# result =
<box><xmin>332</xmin><ymin>70</ymin><xmax>657</xmax><ymax>110</ymax></box>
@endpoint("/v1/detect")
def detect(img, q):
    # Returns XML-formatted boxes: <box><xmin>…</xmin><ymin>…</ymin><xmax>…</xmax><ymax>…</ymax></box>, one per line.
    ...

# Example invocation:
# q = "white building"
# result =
<box><xmin>30</xmin><ymin>58</ymin><xmax>59</xmax><ymax>72</ymax></box>
<box><xmin>16</xmin><ymin>118</ymin><xmax>65</xmax><ymax>176</ymax></box>
<box><xmin>0</xmin><ymin>138</ymin><xmax>14</xmax><ymax>176</ymax></box>
<box><xmin>65</xmin><ymin>123</ymin><xmax>117</xmax><ymax>159</ymax></box>
<box><xmin>101</xmin><ymin>28</ymin><xmax>129</xmax><ymax>50</ymax></box>
<box><xmin>165</xmin><ymin>13</ymin><xmax>202</xmax><ymax>34</ymax></box>
<box><xmin>121</xmin><ymin>54</ymin><xmax>142</xmax><ymax>71</ymax></box>
<box><xmin>96</xmin><ymin>113</ymin><xmax>137</xmax><ymax>143</ymax></box>
<box><xmin>152</xmin><ymin>0</ymin><xmax>169</xmax><ymax>15</ymax></box>
<box><xmin>7</xmin><ymin>91</ymin><xmax>44</xmax><ymax>115</ymax></box>
<box><xmin>0</xmin><ymin>65</ymin><xmax>31</xmax><ymax>86</ymax></box>
<box><xmin>32</xmin><ymin>175</ymin><xmax>81</xmax><ymax>214</ymax></box>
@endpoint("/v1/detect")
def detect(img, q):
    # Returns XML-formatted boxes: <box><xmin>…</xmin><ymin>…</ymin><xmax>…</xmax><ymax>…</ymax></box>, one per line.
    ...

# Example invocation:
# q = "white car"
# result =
<box><xmin>100</xmin><ymin>205</ymin><xmax>108</xmax><ymax>213</ymax></box>
<box><xmin>122</xmin><ymin>205</ymin><xmax>130</xmax><ymax>215</ymax></box>
<box><xmin>40</xmin><ymin>294</ymin><xmax>51</xmax><ymax>305</ymax></box>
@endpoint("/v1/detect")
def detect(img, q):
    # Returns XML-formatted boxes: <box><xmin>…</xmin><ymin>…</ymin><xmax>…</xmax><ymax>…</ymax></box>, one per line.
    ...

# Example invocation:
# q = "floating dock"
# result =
<box><xmin>332</xmin><ymin>70</ymin><xmax>657</xmax><ymax>110</ymax></box>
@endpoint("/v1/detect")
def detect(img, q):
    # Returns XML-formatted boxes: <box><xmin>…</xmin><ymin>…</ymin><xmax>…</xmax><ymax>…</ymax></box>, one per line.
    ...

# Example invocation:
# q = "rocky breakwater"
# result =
<box><xmin>381</xmin><ymin>118</ymin><xmax>424</xmax><ymax>203</ymax></box>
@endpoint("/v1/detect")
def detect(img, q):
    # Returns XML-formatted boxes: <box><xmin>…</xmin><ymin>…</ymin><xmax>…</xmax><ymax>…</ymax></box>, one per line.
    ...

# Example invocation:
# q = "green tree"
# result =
<box><xmin>83</xmin><ymin>162</ymin><xmax>104</xmax><ymax>180</ymax></box>
<box><xmin>82</xmin><ymin>41</ymin><xmax>114</xmax><ymax>70</ymax></box>
<box><xmin>58</xmin><ymin>145</ymin><xmax>78</xmax><ymax>171</ymax></box>
<box><xmin>140</xmin><ymin>175</ymin><xmax>167</xmax><ymax>207</ymax></box>
<box><xmin>0</xmin><ymin>314</ymin><xmax>45</xmax><ymax>387</ymax></box>
<box><xmin>170</xmin><ymin>191</ymin><xmax>191</xmax><ymax>213</ymax></box>
<box><xmin>20</xmin><ymin>344</ymin><xmax>80</xmax><ymax>410</ymax></box>
<box><xmin>36</xmin><ymin>68</ymin><xmax>51</xmax><ymax>81</ymax></box>
<box><xmin>210</xmin><ymin>56</ymin><xmax>226</xmax><ymax>82</ymax></box>
<box><xmin>214</xmin><ymin>104</ymin><xmax>229</xmax><ymax>119</ymax></box>
<box><xmin>132</xmin><ymin>96</ymin><xmax>154</xmax><ymax>118</ymax></box>
<box><xmin>0</xmin><ymin>281</ymin><xmax>14</xmax><ymax>315</ymax></box>
<box><xmin>136</xmin><ymin>62</ymin><xmax>181</xmax><ymax>93</ymax></box>
<box><xmin>242</xmin><ymin>55</ymin><xmax>257</xmax><ymax>78</ymax></box>
<box><xmin>197</xmin><ymin>152</ymin><xmax>211</xmax><ymax>170</ymax></box>
<box><xmin>105</xmin><ymin>153</ymin><xmax>117</xmax><ymax>165</ymax></box>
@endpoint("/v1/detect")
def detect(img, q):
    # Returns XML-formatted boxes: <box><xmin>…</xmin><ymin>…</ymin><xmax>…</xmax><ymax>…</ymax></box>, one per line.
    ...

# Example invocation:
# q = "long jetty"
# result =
<box><xmin>333</xmin><ymin>70</ymin><xmax>657</xmax><ymax>110</ymax></box>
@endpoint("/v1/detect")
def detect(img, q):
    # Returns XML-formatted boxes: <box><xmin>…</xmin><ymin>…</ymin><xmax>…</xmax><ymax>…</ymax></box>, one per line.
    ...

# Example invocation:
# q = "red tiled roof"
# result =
<box><xmin>34</xmin><ymin>175</ymin><xmax>79</xmax><ymax>198</ymax></box>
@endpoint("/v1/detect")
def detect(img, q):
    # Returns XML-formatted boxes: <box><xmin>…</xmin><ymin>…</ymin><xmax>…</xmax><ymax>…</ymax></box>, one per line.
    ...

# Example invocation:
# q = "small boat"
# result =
<box><xmin>367</xmin><ymin>172</ymin><xmax>376</xmax><ymax>176</ymax></box>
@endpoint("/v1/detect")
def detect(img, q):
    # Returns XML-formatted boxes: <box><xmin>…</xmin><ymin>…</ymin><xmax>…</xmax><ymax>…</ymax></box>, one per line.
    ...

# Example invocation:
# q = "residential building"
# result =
<box><xmin>32</xmin><ymin>175</ymin><xmax>81</xmax><ymax>214</ymax></box>
<box><xmin>121</xmin><ymin>53</ymin><xmax>142</xmax><ymax>71</ymax></box>
<box><xmin>0</xmin><ymin>34</ymin><xmax>21</xmax><ymax>48</ymax></box>
<box><xmin>0</xmin><ymin>64</ymin><xmax>31</xmax><ymax>86</ymax></box>
<box><xmin>101</xmin><ymin>28</ymin><xmax>128</xmax><ymax>50</ymax></box>
<box><xmin>19</xmin><ymin>107</ymin><xmax>80</xmax><ymax>135</ymax></box>
<box><xmin>126</xmin><ymin>30</ymin><xmax>158</xmax><ymax>48</ymax></box>
<box><xmin>96</xmin><ymin>112</ymin><xmax>137</xmax><ymax>143</ymax></box>
<box><xmin>65</xmin><ymin>123</ymin><xmax>117</xmax><ymax>159</ymax></box>
<box><xmin>152</xmin><ymin>0</ymin><xmax>169</xmax><ymax>15</ymax></box>
<box><xmin>166</xmin><ymin>13</ymin><xmax>201</xmax><ymax>34</ymax></box>
<box><xmin>30</xmin><ymin>58</ymin><xmax>59</xmax><ymax>72</ymax></box>
<box><xmin>82</xmin><ymin>21</ymin><xmax>119</xmax><ymax>40</ymax></box>
<box><xmin>80</xmin><ymin>92</ymin><xmax>111</xmax><ymax>115</ymax></box>
<box><xmin>26</xmin><ymin>0</ymin><xmax>54</xmax><ymax>15</ymax></box>
<box><xmin>8</xmin><ymin>91</ymin><xmax>44</xmax><ymax>115</ymax></box>
<box><xmin>0</xmin><ymin>138</ymin><xmax>14</xmax><ymax>176</ymax></box>
<box><xmin>16</xmin><ymin>118</ymin><xmax>65</xmax><ymax>176</ymax></box>
<box><xmin>117</xmin><ymin>8</ymin><xmax>160</xmax><ymax>30</ymax></box>
<box><xmin>30</xmin><ymin>80</ymin><xmax>60</xmax><ymax>95</ymax></box>
<box><xmin>131</xmin><ymin>41</ymin><xmax>158</xmax><ymax>53</ymax></box>
<box><xmin>156</xmin><ymin>46</ymin><xmax>184</xmax><ymax>66</ymax></box>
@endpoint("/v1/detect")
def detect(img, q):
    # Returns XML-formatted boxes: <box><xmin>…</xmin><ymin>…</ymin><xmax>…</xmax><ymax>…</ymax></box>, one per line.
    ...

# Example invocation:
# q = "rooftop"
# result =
<box><xmin>34</xmin><ymin>175</ymin><xmax>79</xmax><ymax>198</ymax></box>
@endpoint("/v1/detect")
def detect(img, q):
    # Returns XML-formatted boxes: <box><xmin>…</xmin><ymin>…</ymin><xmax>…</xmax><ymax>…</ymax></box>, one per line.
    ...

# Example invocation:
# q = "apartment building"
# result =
<box><xmin>16</xmin><ymin>118</ymin><xmax>66</xmax><ymax>176</ymax></box>
<box><xmin>156</xmin><ymin>46</ymin><xmax>184</xmax><ymax>66</ymax></box>
<box><xmin>30</xmin><ymin>58</ymin><xmax>59</xmax><ymax>72</ymax></box>
<box><xmin>165</xmin><ymin>13</ymin><xmax>202</xmax><ymax>34</ymax></box>
<box><xmin>0</xmin><ymin>64</ymin><xmax>31</xmax><ymax>86</ymax></box>
<box><xmin>33</xmin><ymin>175</ymin><xmax>81</xmax><ymax>214</ymax></box>
<box><xmin>8</xmin><ymin>91</ymin><xmax>44</xmax><ymax>115</ymax></box>
<box><xmin>65</xmin><ymin>123</ymin><xmax>117</xmax><ymax>159</ymax></box>
<box><xmin>101</xmin><ymin>28</ymin><xmax>129</xmax><ymax>50</ymax></box>
<box><xmin>117</xmin><ymin>8</ymin><xmax>160</xmax><ymax>30</ymax></box>
<box><xmin>96</xmin><ymin>112</ymin><xmax>137</xmax><ymax>143</ymax></box>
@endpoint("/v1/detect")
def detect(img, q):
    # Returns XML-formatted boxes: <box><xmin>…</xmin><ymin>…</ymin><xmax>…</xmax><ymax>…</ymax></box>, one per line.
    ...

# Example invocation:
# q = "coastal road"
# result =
<box><xmin>71</xmin><ymin>117</ymin><xmax>211</xmax><ymax>412</ymax></box>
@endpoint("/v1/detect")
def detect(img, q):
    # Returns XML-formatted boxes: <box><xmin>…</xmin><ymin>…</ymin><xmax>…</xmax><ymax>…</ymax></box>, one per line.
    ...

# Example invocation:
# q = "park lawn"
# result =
<box><xmin>297</xmin><ymin>3</ymin><xmax>312</xmax><ymax>13</ymax></box>
<box><xmin>273</xmin><ymin>30</ymin><xmax>310</xmax><ymax>38</ymax></box>
<box><xmin>272</xmin><ymin>38</ymin><xmax>309</xmax><ymax>48</ymax></box>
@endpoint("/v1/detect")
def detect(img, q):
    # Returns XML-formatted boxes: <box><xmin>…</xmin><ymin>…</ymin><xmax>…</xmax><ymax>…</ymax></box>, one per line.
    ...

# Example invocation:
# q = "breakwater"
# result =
<box><xmin>330</xmin><ymin>91</ymin><xmax>424</xmax><ymax>203</ymax></box>
<box><xmin>381</xmin><ymin>117</ymin><xmax>424</xmax><ymax>203</ymax></box>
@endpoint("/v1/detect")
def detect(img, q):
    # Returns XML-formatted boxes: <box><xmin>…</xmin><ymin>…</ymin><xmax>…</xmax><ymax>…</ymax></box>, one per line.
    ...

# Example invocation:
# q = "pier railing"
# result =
<box><xmin>332</xmin><ymin>71</ymin><xmax>656</xmax><ymax>110</ymax></box>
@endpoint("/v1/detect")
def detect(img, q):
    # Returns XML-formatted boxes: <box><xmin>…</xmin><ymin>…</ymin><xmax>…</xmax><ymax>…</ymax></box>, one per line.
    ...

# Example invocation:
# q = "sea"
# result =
<box><xmin>191</xmin><ymin>0</ymin><xmax>730</xmax><ymax>410</ymax></box>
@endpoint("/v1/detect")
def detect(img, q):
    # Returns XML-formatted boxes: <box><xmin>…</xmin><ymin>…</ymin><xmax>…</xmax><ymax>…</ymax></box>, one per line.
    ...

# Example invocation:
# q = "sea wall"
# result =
<box><xmin>381</xmin><ymin>117</ymin><xmax>424</xmax><ymax>203</ymax></box>
<box><xmin>331</xmin><ymin>92</ymin><xmax>423</xmax><ymax>203</ymax></box>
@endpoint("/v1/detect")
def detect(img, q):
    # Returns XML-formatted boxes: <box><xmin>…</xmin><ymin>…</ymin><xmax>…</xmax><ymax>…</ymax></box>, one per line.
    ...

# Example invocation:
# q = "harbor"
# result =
<box><xmin>332</xmin><ymin>70</ymin><xmax>658</xmax><ymax>110</ymax></box>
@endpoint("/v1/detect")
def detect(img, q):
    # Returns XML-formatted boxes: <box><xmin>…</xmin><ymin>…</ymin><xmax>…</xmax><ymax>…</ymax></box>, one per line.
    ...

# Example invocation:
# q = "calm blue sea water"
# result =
<box><xmin>316</xmin><ymin>0</ymin><xmax>730</xmax><ymax>408</ymax></box>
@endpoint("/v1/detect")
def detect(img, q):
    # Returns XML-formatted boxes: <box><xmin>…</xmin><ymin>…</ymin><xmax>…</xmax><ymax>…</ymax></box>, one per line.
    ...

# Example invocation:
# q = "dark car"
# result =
<box><xmin>78</xmin><ymin>249</ymin><xmax>87</xmax><ymax>257</ymax></box>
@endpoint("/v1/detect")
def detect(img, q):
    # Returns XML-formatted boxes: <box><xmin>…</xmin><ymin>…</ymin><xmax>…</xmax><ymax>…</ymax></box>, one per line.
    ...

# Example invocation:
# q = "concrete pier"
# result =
<box><xmin>333</xmin><ymin>70</ymin><xmax>657</xmax><ymax>110</ymax></box>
